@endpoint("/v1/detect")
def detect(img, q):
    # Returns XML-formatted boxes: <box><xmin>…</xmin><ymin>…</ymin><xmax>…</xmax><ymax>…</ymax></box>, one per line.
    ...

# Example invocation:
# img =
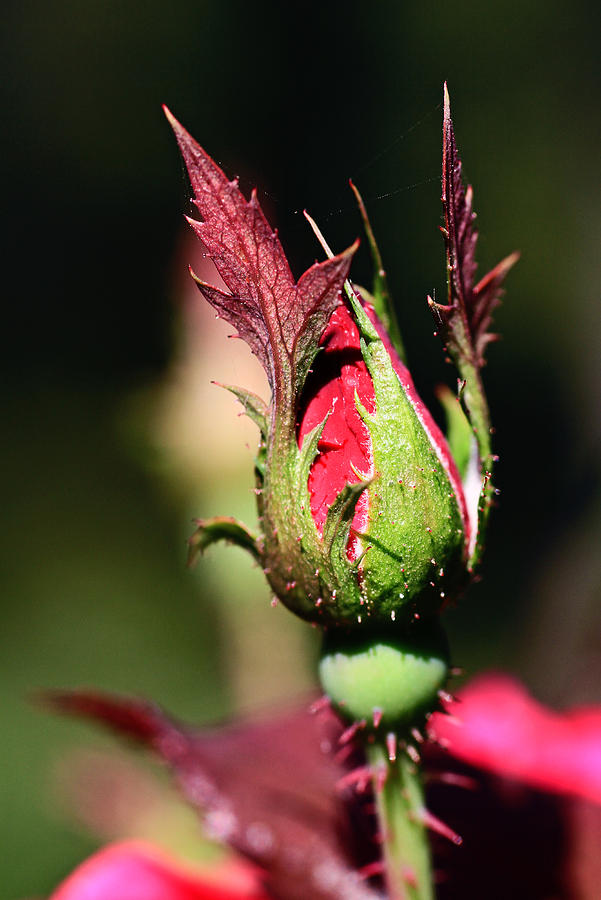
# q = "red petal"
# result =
<box><xmin>298</xmin><ymin>303</ymin><xmax>469</xmax><ymax>552</ymax></box>
<box><xmin>50</xmin><ymin>841</ymin><xmax>269</xmax><ymax>900</ymax></box>
<box><xmin>300</xmin><ymin>306</ymin><xmax>374</xmax><ymax>540</ymax></box>
<box><xmin>430</xmin><ymin>674</ymin><xmax>601</xmax><ymax>805</ymax></box>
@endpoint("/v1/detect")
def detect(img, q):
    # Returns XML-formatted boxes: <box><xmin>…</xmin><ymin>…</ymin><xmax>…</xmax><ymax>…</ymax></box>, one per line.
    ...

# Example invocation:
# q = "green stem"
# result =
<box><xmin>366</xmin><ymin>741</ymin><xmax>433</xmax><ymax>900</ymax></box>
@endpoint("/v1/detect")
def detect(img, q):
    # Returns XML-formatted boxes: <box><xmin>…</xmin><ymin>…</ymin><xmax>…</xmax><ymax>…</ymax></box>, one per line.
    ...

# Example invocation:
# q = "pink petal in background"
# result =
<box><xmin>430</xmin><ymin>673</ymin><xmax>601</xmax><ymax>805</ymax></box>
<box><xmin>50</xmin><ymin>841</ymin><xmax>268</xmax><ymax>900</ymax></box>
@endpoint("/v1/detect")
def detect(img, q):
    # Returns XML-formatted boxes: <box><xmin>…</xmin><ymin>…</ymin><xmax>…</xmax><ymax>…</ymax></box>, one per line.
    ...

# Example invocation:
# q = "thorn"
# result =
<box><xmin>426</xmin><ymin>772</ymin><xmax>477</xmax><ymax>790</ymax></box>
<box><xmin>339</xmin><ymin>719</ymin><xmax>366</xmax><ymax>745</ymax></box>
<box><xmin>373</xmin><ymin>762</ymin><xmax>388</xmax><ymax>793</ymax></box>
<box><xmin>410</xmin><ymin>727</ymin><xmax>424</xmax><ymax>744</ymax></box>
<box><xmin>421</xmin><ymin>808</ymin><xmax>463</xmax><ymax>845</ymax></box>
<box><xmin>438</xmin><ymin>689</ymin><xmax>454</xmax><ymax>705</ymax></box>
<box><xmin>357</xmin><ymin>861</ymin><xmax>386</xmax><ymax>881</ymax></box>
<box><xmin>386</xmin><ymin>732</ymin><xmax>397</xmax><ymax>762</ymax></box>
<box><xmin>450</xmin><ymin>666</ymin><xmax>464</xmax><ymax>677</ymax></box>
<box><xmin>402</xmin><ymin>867</ymin><xmax>418</xmax><ymax>888</ymax></box>
<box><xmin>406</xmin><ymin>744</ymin><xmax>421</xmax><ymax>764</ymax></box>
<box><xmin>372</xmin><ymin>707</ymin><xmax>383</xmax><ymax>729</ymax></box>
<box><xmin>437</xmin><ymin>710</ymin><xmax>463</xmax><ymax>727</ymax></box>
<box><xmin>336</xmin><ymin>765</ymin><xmax>372</xmax><ymax>794</ymax></box>
<box><xmin>333</xmin><ymin>743</ymin><xmax>355</xmax><ymax>765</ymax></box>
<box><xmin>309</xmin><ymin>696</ymin><xmax>331</xmax><ymax>715</ymax></box>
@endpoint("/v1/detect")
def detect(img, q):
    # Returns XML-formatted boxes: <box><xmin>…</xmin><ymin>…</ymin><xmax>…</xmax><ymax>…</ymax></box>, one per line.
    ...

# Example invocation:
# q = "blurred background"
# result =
<box><xmin>2</xmin><ymin>0</ymin><xmax>601</xmax><ymax>894</ymax></box>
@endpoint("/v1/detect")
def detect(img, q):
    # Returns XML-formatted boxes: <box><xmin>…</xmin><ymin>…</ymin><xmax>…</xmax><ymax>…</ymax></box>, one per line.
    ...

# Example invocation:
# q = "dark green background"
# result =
<box><xmin>3</xmin><ymin>1</ymin><xmax>601</xmax><ymax>895</ymax></box>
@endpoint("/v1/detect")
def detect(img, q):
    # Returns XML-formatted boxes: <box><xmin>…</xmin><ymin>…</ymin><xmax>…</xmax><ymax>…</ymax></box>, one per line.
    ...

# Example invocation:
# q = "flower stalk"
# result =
<box><xmin>367</xmin><ymin>742</ymin><xmax>433</xmax><ymax>900</ymax></box>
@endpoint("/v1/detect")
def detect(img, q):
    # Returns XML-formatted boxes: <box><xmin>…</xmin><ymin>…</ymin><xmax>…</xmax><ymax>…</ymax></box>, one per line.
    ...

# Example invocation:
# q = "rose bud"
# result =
<box><xmin>293</xmin><ymin>270</ymin><xmax>469</xmax><ymax>629</ymax></box>
<box><xmin>166</xmin><ymin>88</ymin><xmax>515</xmax><ymax>638</ymax></box>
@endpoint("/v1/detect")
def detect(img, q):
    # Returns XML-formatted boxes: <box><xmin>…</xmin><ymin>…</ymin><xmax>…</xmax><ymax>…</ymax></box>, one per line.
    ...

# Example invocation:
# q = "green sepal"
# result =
<box><xmin>187</xmin><ymin>516</ymin><xmax>263</xmax><ymax>568</ymax></box>
<box><xmin>353</xmin><ymin>387</ymin><xmax>376</xmax><ymax>429</ymax></box>
<box><xmin>350</xmin><ymin>180</ymin><xmax>407</xmax><ymax>363</ymax></box>
<box><xmin>293</xmin><ymin>209</ymin><xmax>468</xmax><ymax>624</ymax></box>
<box><xmin>295</xmin><ymin>413</ymin><xmax>329</xmax><ymax>508</ymax></box>
<box><xmin>293</xmin><ymin>413</ymin><xmax>331</xmax><ymax>577</ymax></box>
<box><xmin>430</xmin><ymin>87</ymin><xmax>518</xmax><ymax>570</ymax></box>
<box><xmin>429</xmin><ymin>297</ymin><xmax>494</xmax><ymax>566</ymax></box>
<box><xmin>216</xmin><ymin>382</ymin><xmax>269</xmax><ymax>479</ymax></box>
<box><xmin>345</xmin><ymin>283</ymin><xmax>381</xmax><ymax>341</ymax></box>
<box><xmin>216</xmin><ymin>383</ymin><xmax>268</xmax><ymax>438</ymax></box>
<box><xmin>348</xmin><ymin>295</ymin><xmax>466</xmax><ymax>620</ymax></box>
<box><xmin>323</xmin><ymin>479</ymin><xmax>372</xmax><ymax>576</ymax></box>
<box><xmin>435</xmin><ymin>383</ymin><xmax>474</xmax><ymax>481</ymax></box>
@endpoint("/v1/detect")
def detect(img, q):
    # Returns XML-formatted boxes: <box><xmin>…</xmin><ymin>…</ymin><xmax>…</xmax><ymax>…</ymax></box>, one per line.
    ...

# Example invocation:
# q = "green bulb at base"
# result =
<box><xmin>319</xmin><ymin>625</ymin><xmax>449</xmax><ymax>730</ymax></box>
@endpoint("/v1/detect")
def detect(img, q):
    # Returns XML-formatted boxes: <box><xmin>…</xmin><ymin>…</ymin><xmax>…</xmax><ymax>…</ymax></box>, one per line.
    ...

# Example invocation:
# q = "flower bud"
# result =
<box><xmin>260</xmin><ymin>293</ymin><xmax>470</xmax><ymax>628</ymax></box>
<box><xmin>166</xmin><ymin>96</ymin><xmax>514</xmax><ymax>632</ymax></box>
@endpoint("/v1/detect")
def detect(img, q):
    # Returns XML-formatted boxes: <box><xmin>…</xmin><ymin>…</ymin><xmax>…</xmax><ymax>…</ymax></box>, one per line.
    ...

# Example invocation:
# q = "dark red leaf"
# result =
<box><xmin>45</xmin><ymin>692</ymin><xmax>381</xmax><ymax>900</ymax></box>
<box><xmin>426</xmin><ymin>86</ymin><xmax>519</xmax><ymax>569</ymax></box>
<box><xmin>164</xmin><ymin>108</ymin><xmax>357</xmax><ymax>404</ymax></box>
<box><xmin>430</xmin><ymin>85</ymin><xmax>519</xmax><ymax>370</ymax></box>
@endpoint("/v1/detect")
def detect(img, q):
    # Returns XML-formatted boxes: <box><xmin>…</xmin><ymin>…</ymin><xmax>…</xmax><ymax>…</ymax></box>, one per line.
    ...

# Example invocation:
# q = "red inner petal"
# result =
<box><xmin>298</xmin><ymin>307</ymin><xmax>374</xmax><ymax>546</ymax></box>
<box><xmin>297</xmin><ymin>302</ymin><xmax>470</xmax><ymax>557</ymax></box>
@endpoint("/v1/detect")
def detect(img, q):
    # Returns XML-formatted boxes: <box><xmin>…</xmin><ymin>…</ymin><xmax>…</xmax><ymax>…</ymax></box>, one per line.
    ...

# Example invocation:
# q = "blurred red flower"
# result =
<box><xmin>46</xmin><ymin>674</ymin><xmax>601</xmax><ymax>899</ymax></box>
<box><xmin>430</xmin><ymin>673</ymin><xmax>601</xmax><ymax>805</ymax></box>
<box><xmin>49</xmin><ymin>841</ymin><xmax>269</xmax><ymax>900</ymax></box>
